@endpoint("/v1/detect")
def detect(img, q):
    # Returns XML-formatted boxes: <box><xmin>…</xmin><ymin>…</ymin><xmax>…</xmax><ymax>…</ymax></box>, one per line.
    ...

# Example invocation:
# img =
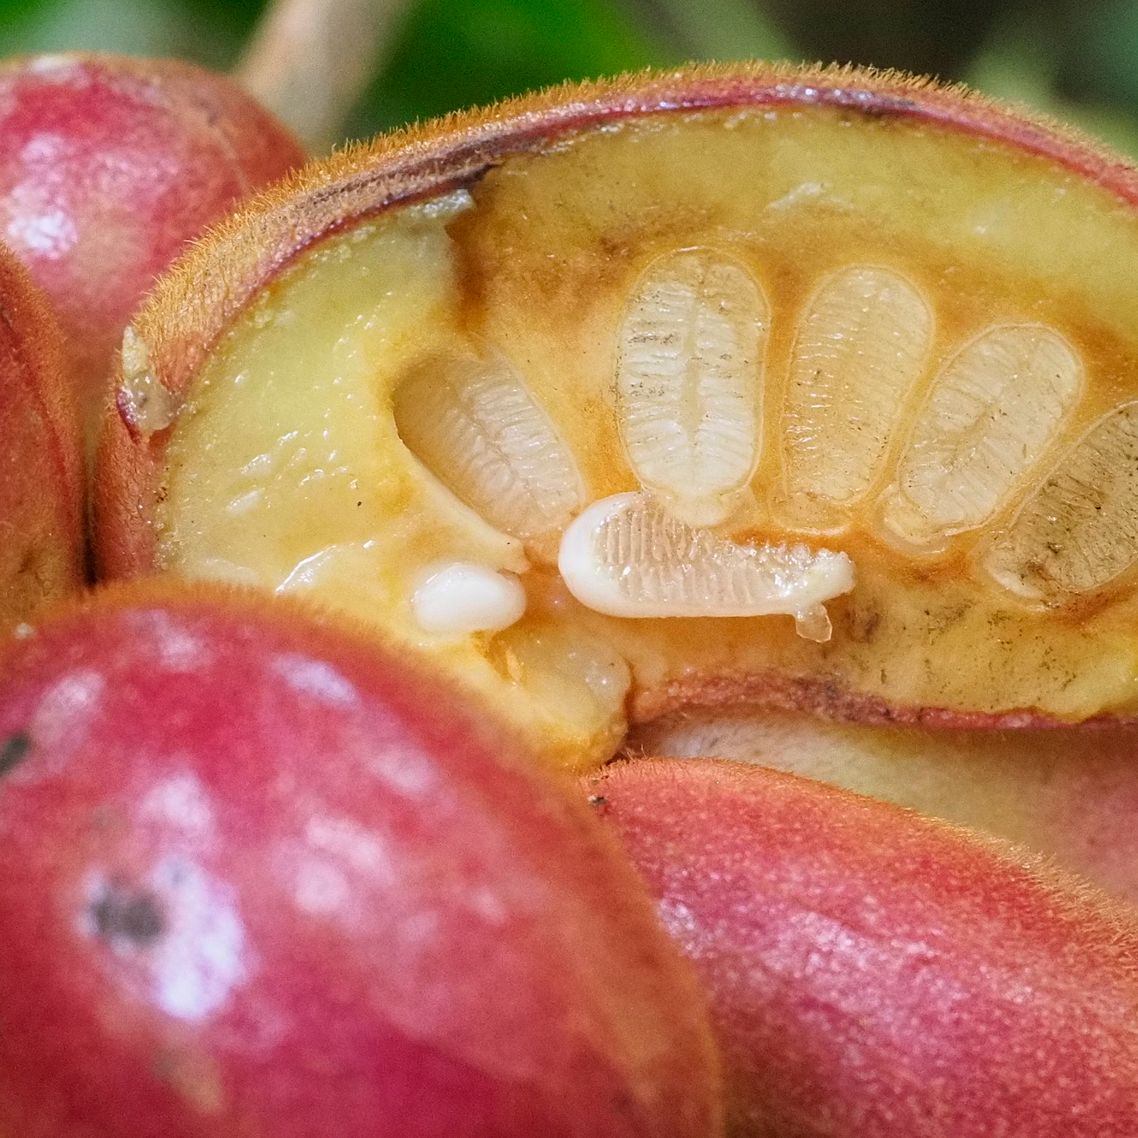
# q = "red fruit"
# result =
<box><xmin>633</xmin><ymin>708</ymin><xmax>1138</xmax><ymax>905</ymax></box>
<box><xmin>0</xmin><ymin>52</ymin><xmax>305</xmax><ymax>434</ymax></box>
<box><xmin>587</xmin><ymin>758</ymin><xmax>1138</xmax><ymax>1137</ymax></box>
<box><xmin>0</xmin><ymin>241</ymin><xmax>83</xmax><ymax>620</ymax></box>
<box><xmin>0</xmin><ymin>583</ymin><xmax>721</xmax><ymax>1138</ymax></box>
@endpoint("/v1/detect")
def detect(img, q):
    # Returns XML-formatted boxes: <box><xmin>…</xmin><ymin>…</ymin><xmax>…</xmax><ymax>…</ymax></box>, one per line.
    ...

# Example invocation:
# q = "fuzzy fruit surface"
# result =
<box><xmin>0</xmin><ymin>583</ymin><xmax>721</xmax><ymax>1138</ymax></box>
<box><xmin>587</xmin><ymin>758</ymin><xmax>1138</xmax><ymax>1138</ymax></box>
<box><xmin>0</xmin><ymin>52</ymin><xmax>305</xmax><ymax>432</ymax></box>
<box><xmin>632</xmin><ymin>709</ymin><xmax>1138</xmax><ymax>904</ymax></box>
<box><xmin>0</xmin><ymin>242</ymin><xmax>83</xmax><ymax>621</ymax></box>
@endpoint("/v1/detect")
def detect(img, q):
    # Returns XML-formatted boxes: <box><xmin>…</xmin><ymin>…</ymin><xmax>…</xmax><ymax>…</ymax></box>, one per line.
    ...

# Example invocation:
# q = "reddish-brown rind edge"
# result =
<box><xmin>0</xmin><ymin>248</ymin><xmax>84</xmax><ymax>596</ymax></box>
<box><xmin>633</xmin><ymin>670</ymin><xmax>1138</xmax><ymax>731</ymax></box>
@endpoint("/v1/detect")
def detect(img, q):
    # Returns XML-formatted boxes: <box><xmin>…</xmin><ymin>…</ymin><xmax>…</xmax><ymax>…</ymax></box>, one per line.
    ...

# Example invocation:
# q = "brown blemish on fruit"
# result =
<box><xmin>0</xmin><ymin>731</ymin><xmax>31</xmax><ymax>778</ymax></box>
<box><xmin>91</xmin><ymin>880</ymin><xmax>167</xmax><ymax>947</ymax></box>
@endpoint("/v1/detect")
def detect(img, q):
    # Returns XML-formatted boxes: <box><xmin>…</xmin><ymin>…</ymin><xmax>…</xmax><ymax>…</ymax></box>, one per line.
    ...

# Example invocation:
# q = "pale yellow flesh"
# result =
<box><xmin>155</xmin><ymin>106</ymin><xmax>1138</xmax><ymax>770</ymax></box>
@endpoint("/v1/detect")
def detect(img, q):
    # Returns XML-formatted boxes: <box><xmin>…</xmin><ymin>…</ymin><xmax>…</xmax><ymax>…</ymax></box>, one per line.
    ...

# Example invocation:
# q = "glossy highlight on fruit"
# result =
<box><xmin>95</xmin><ymin>62</ymin><xmax>1138</xmax><ymax>769</ymax></box>
<box><xmin>0</xmin><ymin>582</ymin><xmax>722</xmax><ymax>1138</ymax></box>
<box><xmin>587</xmin><ymin>757</ymin><xmax>1138</xmax><ymax>1138</ymax></box>
<box><xmin>0</xmin><ymin>52</ymin><xmax>306</xmax><ymax>433</ymax></box>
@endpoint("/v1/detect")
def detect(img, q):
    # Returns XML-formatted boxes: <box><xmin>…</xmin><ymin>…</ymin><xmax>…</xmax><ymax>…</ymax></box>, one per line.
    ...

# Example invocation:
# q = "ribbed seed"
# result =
<box><xmin>558</xmin><ymin>492</ymin><xmax>854</xmax><ymax>639</ymax></box>
<box><xmin>393</xmin><ymin>352</ymin><xmax>584</xmax><ymax>548</ymax></box>
<box><xmin>616</xmin><ymin>247</ymin><xmax>768</xmax><ymax>527</ymax></box>
<box><xmin>881</xmin><ymin>324</ymin><xmax>1081</xmax><ymax>549</ymax></box>
<box><xmin>984</xmin><ymin>401</ymin><xmax>1138</xmax><ymax>602</ymax></box>
<box><xmin>779</xmin><ymin>265</ymin><xmax>931</xmax><ymax>527</ymax></box>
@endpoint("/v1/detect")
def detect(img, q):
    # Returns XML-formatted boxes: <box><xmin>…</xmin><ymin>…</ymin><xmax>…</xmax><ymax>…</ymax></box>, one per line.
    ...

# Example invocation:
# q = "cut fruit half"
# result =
<box><xmin>95</xmin><ymin>62</ymin><xmax>1138</xmax><ymax>770</ymax></box>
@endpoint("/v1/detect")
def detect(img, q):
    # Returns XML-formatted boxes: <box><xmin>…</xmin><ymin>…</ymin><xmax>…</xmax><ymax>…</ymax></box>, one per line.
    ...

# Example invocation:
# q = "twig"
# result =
<box><xmin>236</xmin><ymin>0</ymin><xmax>415</xmax><ymax>152</ymax></box>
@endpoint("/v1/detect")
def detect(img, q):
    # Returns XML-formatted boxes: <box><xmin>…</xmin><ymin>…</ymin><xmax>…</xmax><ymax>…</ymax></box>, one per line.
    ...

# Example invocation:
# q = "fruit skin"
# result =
<box><xmin>0</xmin><ymin>582</ymin><xmax>722</xmax><ymax>1138</ymax></box>
<box><xmin>0</xmin><ymin>240</ymin><xmax>83</xmax><ymax>620</ymax></box>
<box><xmin>586</xmin><ymin>757</ymin><xmax>1138</xmax><ymax>1137</ymax></box>
<box><xmin>0</xmin><ymin>52</ymin><xmax>305</xmax><ymax>435</ymax></box>
<box><xmin>631</xmin><ymin>709</ymin><xmax>1138</xmax><ymax>905</ymax></box>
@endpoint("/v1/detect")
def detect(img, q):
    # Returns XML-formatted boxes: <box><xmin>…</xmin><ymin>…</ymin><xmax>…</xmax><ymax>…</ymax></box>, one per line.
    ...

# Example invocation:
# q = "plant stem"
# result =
<box><xmin>236</xmin><ymin>0</ymin><xmax>415</xmax><ymax>152</ymax></box>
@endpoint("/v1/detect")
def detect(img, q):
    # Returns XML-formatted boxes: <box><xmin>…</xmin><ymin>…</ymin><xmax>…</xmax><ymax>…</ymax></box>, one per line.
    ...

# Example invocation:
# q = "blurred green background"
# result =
<box><xmin>2</xmin><ymin>0</ymin><xmax>1137</xmax><ymax>153</ymax></box>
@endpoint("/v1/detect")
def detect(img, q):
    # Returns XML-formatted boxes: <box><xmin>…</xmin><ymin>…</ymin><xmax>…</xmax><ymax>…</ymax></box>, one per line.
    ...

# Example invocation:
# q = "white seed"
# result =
<box><xmin>882</xmin><ymin>324</ymin><xmax>1081</xmax><ymax>547</ymax></box>
<box><xmin>411</xmin><ymin>561</ymin><xmax>526</xmax><ymax>636</ymax></box>
<box><xmin>558</xmin><ymin>492</ymin><xmax>854</xmax><ymax>633</ymax></box>
<box><xmin>984</xmin><ymin>401</ymin><xmax>1138</xmax><ymax>602</ymax></box>
<box><xmin>616</xmin><ymin>247</ymin><xmax>768</xmax><ymax>526</ymax></box>
<box><xmin>394</xmin><ymin>352</ymin><xmax>584</xmax><ymax>547</ymax></box>
<box><xmin>779</xmin><ymin>265</ymin><xmax>932</xmax><ymax>526</ymax></box>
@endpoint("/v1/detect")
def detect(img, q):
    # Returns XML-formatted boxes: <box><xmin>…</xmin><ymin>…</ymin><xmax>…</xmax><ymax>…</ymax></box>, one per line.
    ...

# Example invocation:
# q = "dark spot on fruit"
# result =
<box><xmin>91</xmin><ymin>882</ymin><xmax>167</xmax><ymax>947</ymax></box>
<box><xmin>587</xmin><ymin>794</ymin><xmax>608</xmax><ymax>809</ymax></box>
<box><xmin>0</xmin><ymin>732</ymin><xmax>31</xmax><ymax>778</ymax></box>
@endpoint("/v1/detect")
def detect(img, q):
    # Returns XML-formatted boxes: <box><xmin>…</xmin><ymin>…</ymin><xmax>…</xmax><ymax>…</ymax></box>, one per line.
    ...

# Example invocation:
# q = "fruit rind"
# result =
<box><xmin>95</xmin><ymin>60</ymin><xmax>1138</xmax><ymax>752</ymax></box>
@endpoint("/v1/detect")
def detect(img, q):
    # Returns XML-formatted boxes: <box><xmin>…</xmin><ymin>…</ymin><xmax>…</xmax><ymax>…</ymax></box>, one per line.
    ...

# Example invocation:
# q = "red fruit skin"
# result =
<box><xmin>632</xmin><ymin>710</ymin><xmax>1138</xmax><ymax>905</ymax></box>
<box><xmin>0</xmin><ymin>583</ymin><xmax>722</xmax><ymax>1138</ymax></box>
<box><xmin>0</xmin><ymin>53</ymin><xmax>305</xmax><ymax>430</ymax></box>
<box><xmin>586</xmin><ymin>758</ymin><xmax>1138</xmax><ymax>1138</ymax></box>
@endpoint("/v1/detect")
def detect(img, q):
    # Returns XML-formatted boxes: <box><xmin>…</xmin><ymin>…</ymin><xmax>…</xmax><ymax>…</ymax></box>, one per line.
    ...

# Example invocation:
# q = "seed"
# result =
<box><xmin>984</xmin><ymin>401</ymin><xmax>1138</xmax><ymax>602</ymax></box>
<box><xmin>411</xmin><ymin>561</ymin><xmax>527</xmax><ymax>636</ymax></box>
<box><xmin>393</xmin><ymin>352</ymin><xmax>584</xmax><ymax>550</ymax></box>
<box><xmin>615</xmin><ymin>248</ymin><xmax>767</xmax><ymax>527</ymax></box>
<box><xmin>882</xmin><ymin>324</ymin><xmax>1081</xmax><ymax>548</ymax></box>
<box><xmin>558</xmin><ymin>491</ymin><xmax>853</xmax><ymax>635</ymax></box>
<box><xmin>779</xmin><ymin>265</ymin><xmax>931</xmax><ymax>528</ymax></box>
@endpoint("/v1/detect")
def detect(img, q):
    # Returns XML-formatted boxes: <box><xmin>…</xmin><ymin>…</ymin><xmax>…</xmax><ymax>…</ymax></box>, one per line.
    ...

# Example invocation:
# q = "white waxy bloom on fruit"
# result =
<box><xmin>558</xmin><ymin>492</ymin><xmax>853</xmax><ymax>639</ymax></box>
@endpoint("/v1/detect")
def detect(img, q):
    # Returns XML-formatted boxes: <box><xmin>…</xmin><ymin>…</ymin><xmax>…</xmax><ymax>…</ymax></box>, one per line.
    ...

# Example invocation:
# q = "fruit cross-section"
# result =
<box><xmin>97</xmin><ymin>65</ymin><xmax>1138</xmax><ymax>770</ymax></box>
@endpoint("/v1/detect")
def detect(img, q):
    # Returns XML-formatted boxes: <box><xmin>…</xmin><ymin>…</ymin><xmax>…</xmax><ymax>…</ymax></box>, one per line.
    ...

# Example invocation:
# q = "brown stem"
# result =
<box><xmin>235</xmin><ymin>0</ymin><xmax>414</xmax><ymax>152</ymax></box>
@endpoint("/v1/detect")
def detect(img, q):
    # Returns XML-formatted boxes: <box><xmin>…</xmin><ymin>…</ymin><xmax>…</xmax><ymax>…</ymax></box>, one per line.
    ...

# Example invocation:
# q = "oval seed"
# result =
<box><xmin>558</xmin><ymin>492</ymin><xmax>853</xmax><ymax>636</ymax></box>
<box><xmin>616</xmin><ymin>248</ymin><xmax>768</xmax><ymax>527</ymax></box>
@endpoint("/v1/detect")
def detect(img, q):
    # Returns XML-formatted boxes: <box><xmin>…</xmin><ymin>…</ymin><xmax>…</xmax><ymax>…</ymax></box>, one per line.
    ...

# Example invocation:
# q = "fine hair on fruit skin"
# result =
<box><xmin>0</xmin><ymin>579</ymin><xmax>723</xmax><ymax>1138</ymax></box>
<box><xmin>0</xmin><ymin>240</ymin><xmax>83</xmax><ymax>622</ymax></box>
<box><xmin>586</xmin><ymin>757</ymin><xmax>1138</xmax><ymax>1138</ymax></box>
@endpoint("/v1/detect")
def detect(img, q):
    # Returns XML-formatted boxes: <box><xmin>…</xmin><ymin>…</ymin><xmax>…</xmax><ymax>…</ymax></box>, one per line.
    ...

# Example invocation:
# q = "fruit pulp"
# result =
<box><xmin>119</xmin><ymin>81</ymin><xmax>1138</xmax><ymax>768</ymax></box>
